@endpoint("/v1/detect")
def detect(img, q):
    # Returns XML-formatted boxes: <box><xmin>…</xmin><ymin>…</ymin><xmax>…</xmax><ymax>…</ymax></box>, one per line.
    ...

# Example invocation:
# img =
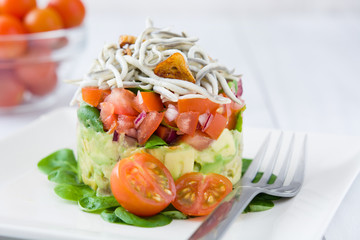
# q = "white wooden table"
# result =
<box><xmin>1</xmin><ymin>1</ymin><xmax>359</xmax><ymax>239</ymax></box>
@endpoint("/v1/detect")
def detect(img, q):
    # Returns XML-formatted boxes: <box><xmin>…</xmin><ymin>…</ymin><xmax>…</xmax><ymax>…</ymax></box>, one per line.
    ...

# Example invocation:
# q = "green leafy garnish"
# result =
<box><xmin>161</xmin><ymin>210</ymin><xmax>188</xmax><ymax>220</ymax></box>
<box><xmin>145</xmin><ymin>135</ymin><xmax>168</xmax><ymax>149</ymax></box>
<box><xmin>79</xmin><ymin>196</ymin><xmax>120</xmax><ymax>212</ymax></box>
<box><xmin>77</xmin><ymin>104</ymin><xmax>104</xmax><ymax>133</ymax></box>
<box><xmin>101</xmin><ymin>209</ymin><xmax>125</xmax><ymax>224</ymax></box>
<box><xmin>114</xmin><ymin>206</ymin><xmax>172</xmax><ymax>227</ymax></box>
<box><xmin>54</xmin><ymin>184</ymin><xmax>96</xmax><ymax>201</ymax></box>
<box><xmin>228</xmin><ymin>79</ymin><xmax>238</xmax><ymax>94</ymax></box>
<box><xmin>48</xmin><ymin>169</ymin><xmax>80</xmax><ymax>185</ymax></box>
<box><xmin>37</xmin><ymin>148</ymin><xmax>77</xmax><ymax>175</ymax></box>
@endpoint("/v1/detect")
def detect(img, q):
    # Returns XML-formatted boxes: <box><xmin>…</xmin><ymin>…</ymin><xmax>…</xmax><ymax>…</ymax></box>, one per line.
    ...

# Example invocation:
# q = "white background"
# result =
<box><xmin>1</xmin><ymin>0</ymin><xmax>360</xmax><ymax>239</ymax></box>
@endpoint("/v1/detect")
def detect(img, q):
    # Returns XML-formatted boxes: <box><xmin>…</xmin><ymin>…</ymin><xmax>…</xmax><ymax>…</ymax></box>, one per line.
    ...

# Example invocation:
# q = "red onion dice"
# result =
<box><xmin>134</xmin><ymin>111</ymin><xmax>146</xmax><ymax>129</ymax></box>
<box><xmin>165</xmin><ymin>104</ymin><xmax>178</xmax><ymax>122</ymax></box>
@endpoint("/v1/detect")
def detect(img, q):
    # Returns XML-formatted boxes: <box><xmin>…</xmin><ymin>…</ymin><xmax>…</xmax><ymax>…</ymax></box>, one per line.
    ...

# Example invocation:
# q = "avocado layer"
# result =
<box><xmin>77</xmin><ymin>122</ymin><xmax>243</xmax><ymax>196</ymax></box>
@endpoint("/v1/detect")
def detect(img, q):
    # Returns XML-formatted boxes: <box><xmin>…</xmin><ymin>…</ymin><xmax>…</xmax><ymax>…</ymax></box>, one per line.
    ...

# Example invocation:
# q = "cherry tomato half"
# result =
<box><xmin>0</xmin><ymin>0</ymin><xmax>37</xmax><ymax>19</ymax></box>
<box><xmin>0</xmin><ymin>15</ymin><xmax>27</xmax><ymax>59</ymax></box>
<box><xmin>110</xmin><ymin>153</ymin><xmax>176</xmax><ymax>217</ymax></box>
<box><xmin>172</xmin><ymin>172</ymin><xmax>232</xmax><ymax>216</ymax></box>
<box><xmin>47</xmin><ymin>0</ymin><xmax>85</xmax><ymax>28</ymax></box>
<box><xmin>24</xmin><ymin>7</ymin><xmax>64</xmax><ymax>33</ymax></box>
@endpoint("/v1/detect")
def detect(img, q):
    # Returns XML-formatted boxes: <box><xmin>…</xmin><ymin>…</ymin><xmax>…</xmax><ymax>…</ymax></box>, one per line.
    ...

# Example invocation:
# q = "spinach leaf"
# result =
<box><xmin>38</xmin><ymin>148</ymin><xmax>77</xmax><ymax>175</ymax></box>
<box><xmin>77</xmin><ymin>104</ymin><xmax>104</xmax><ymax>132</ymax></box>
<box><xmin>244</xmin><ymin>198</ymin><xmax>274</xmax><ymax>213</ymax></box>
<box><xmin>235</xmin><ymin>111</ymin><xmax>243</xmax><ymax>132</ymax></box>
<box><xmin>114</xmin><ymin>206</ymin><xmax>172</xmax><ymax>227</ymax></box>
<box><xmin>126</xmin><ymin>88</ymin><xmax>154</xmax><ymax>94</ymax></box>
<box><xmin>145</xmin><ymin>135</ymin><xmax>168</xmax><ymax>149</ymax></box>
<box><xmin>228</xmin><ymin>79</ymin><xmax>238</xmax><ymax>94</ymax></box>
<box><xmin>79</xmin><ymin>196</ymin><xmax>120</xmax><ymax>212</ymax></box>
<box><xmin>48</xmin><ymin>169</ymin><xmax>80</xmax><ymax>185</ymax></box>
<box><xmin>241</xmin><ymin>158</ymin><xmax>252</xmax><ymax>176</ymax></box>
<box><xmin>54</xmin><ymin>184</ymin><xmax>96</xmax><ymax>201</ymax></box>
<box><xmin>101</xmin><ymin>209</ymin><xmax>125</xmax><ymax>224</ymax></box>
<box><xmin>161</xmin><ymin>210</ymin><xmax>187</xmax><ymax>220</ymax></box>
<box><xmin>256</xmin><ymin>193</ymin><xmax>281</xmax><ymax>201</ymax></box>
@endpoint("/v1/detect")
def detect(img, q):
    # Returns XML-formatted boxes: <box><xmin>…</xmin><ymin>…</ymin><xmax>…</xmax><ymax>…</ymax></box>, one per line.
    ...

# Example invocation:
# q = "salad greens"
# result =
<box><xmin>77</xmin><ymin>104</ymin><xmax>104</xmax><ymax>133</ymax></box>
<box><xmin>38</xmin><ymin>149</ymin><xmax>281</xmax><ymax>228</ymax></box>
<box><xmin>144</xmin><ymin>135</ymin><xmax>168</xmax><ymax>149</ymax></box>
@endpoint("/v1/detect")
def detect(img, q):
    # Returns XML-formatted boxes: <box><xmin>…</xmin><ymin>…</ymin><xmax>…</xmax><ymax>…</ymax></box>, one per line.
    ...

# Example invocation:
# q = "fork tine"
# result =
<box><xmin>271</xmin><ymin>133</ymin><xmax>295</xmax><ymax>188</ymax></box>
<box><xmin>257</xmin><ymin>132</ymin><xmax>284</xmax><ymax>185</ymax></box>
<box><xmin>243</xmin><ymin>133</ymin><xmax>271</xmax><ymax>182</ymax></box>
<box><xmin>287</xmin><ymin>134</ymin><xmax>307</xmax><ymax>188</ymax></box>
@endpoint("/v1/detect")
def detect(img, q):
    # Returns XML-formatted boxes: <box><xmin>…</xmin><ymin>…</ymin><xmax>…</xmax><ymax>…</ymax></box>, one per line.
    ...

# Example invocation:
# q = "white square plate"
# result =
<box><xmin>0</xmin><ymin>108</ymin><xmax>359</xmax><ymax>240</ymax></box>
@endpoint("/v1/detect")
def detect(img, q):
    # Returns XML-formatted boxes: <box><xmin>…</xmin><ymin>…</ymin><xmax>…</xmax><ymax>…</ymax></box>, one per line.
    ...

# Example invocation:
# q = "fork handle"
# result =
<box><xmin>189</xmin><ymin>187</ymin><xmax>260</xmax><ymax>240</ymax></box>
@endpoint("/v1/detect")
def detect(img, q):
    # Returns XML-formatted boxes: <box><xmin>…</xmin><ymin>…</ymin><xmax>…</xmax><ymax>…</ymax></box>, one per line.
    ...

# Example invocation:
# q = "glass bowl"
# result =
<box><xmin>0</xmin><ymin>25</ymin><xmax>86</xmax><ymax>113</ymax></box>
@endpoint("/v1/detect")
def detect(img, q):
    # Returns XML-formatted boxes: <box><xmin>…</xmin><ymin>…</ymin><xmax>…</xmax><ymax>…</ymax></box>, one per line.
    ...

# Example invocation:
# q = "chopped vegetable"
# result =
<box><xmin>104</xmin><ymin>88</ymin><xmax>138</xmax><ymax>116</ymax></box>
<box><xmin>137</xmin><ymin>111</ymin><xmax>164</xmax><ymax>145</ymax></box>
<box><xmin>204</xmin><ymin>113</ymin><xmax>227</xmax><ymax>139</ymax></box>
<box><xmin>77</xmin><ymin>104</ymin><xmax>104</xmax><ymax>133</ymax></box>
<box><xmin>133</xmin><ymin>91</ymin><xmax>164</xmax><ymax>112</ymax></box>
<box><xmin>176</xmin><ymin>111</ymin><xmax>200</xmax><ymax>136</ymax></box>
<box><xmin>110</xmin><ymin>153</ymin><xmax>176</xmax><ymax>217</ymax></box>
<box><xmin>81</xmin><ymin>87</ymin><xmax>111</xmax><ymax>107</ymax></box>
<box><xmin>178</xmin><ymin>98</ymin><xmax>220</xmax><ymax>114</ymax></box>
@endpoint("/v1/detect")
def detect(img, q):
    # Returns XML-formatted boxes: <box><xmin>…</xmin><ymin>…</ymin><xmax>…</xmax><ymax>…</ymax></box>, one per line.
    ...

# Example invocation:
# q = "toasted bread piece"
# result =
<box><xmin>154</xmin><ymin>53</ymin><xmax>195</xmax><ymax>83</ymax></box>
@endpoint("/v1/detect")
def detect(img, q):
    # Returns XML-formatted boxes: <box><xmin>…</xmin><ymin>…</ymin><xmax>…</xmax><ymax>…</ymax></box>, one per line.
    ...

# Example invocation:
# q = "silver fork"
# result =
<box><xmin>189</xmin><ymin>132</ymin><xmax>307</xmax><ymax>240</ymax></box>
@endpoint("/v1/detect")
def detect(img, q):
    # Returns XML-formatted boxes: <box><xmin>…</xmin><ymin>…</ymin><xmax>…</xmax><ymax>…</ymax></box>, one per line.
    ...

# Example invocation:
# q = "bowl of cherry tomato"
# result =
<box><xmin>0</xmin><ymin>0</ymin><xmax>86</xmax><ymax>111</ymax></box>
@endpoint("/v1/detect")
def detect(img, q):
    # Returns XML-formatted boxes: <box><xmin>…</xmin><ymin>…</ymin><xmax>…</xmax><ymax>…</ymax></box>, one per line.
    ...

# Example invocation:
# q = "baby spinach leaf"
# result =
<box><xmin>161</xmin><ymin>210</ymin><xmax>188</xmax><ymax>220</ymax></box>
<box><xmin>101</xmin><ymin>209</ymin><xmax>125</xmax><ymax>224</ymax></box>
<box><xmin>145</xmin><ymin>135</ymin><xmax>168</xmax><ymax>149</ymax></box>
<box><xmin>256</xmin><ymin>193</ymin><xmax>281</xmax><ymax>201</ymax></box>
<box><xmin>114</xmin><ymin>206</ymin><xmax>172</xmax><ymax>227</ymax></box>
<box><xmin>79</xmin><ymin>196</ymin><xmax>120</xmax><ymax>212</ymax></box>
<box><xmin>244</xmin><ymin>198</ymin><xmax>274</xmax><ymax>213</ymax></box>
<box><xmin>77</xmin><ymin>104</ymin><xmax>104</xmax><ymax>133</ymax></box>
<box><xmin>38</xmin><ymin>148</ymin><xmax>77</xmax><ymax>175</ymax></box>
<box><xmin>54</xmin><ymin>184</ymin><xmax>96</xmax><ymax>202</ymax></box>
<box><xmin>228</xmin><ymin>80</ymin><xmax>238</xmax><ymax>94</ymax></box>
<box><xmin>48</xmin><ymin>169</ymin><xmax>80</xmax><ymax>185</ymax></box>
<box><xmin>241</xmin><ymin>158</ymin><xmax>252</xmax><ymax>176</ymax></box>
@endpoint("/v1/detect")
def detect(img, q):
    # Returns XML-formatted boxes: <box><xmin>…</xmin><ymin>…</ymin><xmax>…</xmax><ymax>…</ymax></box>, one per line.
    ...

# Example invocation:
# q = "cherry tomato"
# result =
<box><xmin>105</xmin><ymin>88</ymin><xmax>138</xmax><ymax>116</ymax></box>
<box><xmin>15</xmin><ymin>53</ymin><xmax>58</xmax><ymax>96</ymax></box>
<box><xmin>23</xmin><ymin>7</ymin><xmax>64</xmax><ymax>33</ymax></box>
<box><xmin>137</xmin><ymin>111</ymin><xmax>164</xmax><ymax>145</ymax></box>
<box><xmin>99</xmin><ymin>102</ymin><xmax>117</xmax><ymax>133</ymax></box>
<box><xmin>47</xmin><ymin>0</ymin><xmax>85</xmax><ymax>28</ymax></box>
<box><xmin>181</xmin><ymin>130</ymin><xmax>213</xmax><ymax>151</ymax></box>
<box><xmin>0</xmin><ymin>0</ymin><xmax>37</xmax><ymax>19</ymax></box>
<box><xmin>178</xmin><ymin>98</ymin><xmax>220</xmax><ymax>114</ymax></box>
<box><xmin>110</xmin><ymin>153</ymin><xmax>176</xmax><ymax>217</ymax></box>
<box><xmin>0</xmin><ymin>70</ymin><xmax>25</xmax><ymax>107</ymax></box>
<box><xmin>81</xmin><ymin>87</ymin><xmax>110</xmax><ymax>107</ymax></box>
<box><xmin>0</xmin><ymin>15</ymin><xmax>26</xmax><ymax>59</ymax></box>
<box><xmin>172</xmin><ymin>172</ymin><xmax>232</xmax><ymax>216</ymax></box>
<box><xmin>176</xmin><ymin>111</ymin><xmax>199</xmax><ymax>136</ymax></box>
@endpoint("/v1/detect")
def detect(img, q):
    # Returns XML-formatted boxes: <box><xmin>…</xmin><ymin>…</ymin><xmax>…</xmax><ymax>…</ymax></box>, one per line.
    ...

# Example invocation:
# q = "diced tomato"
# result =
<box><xmin>117</xmin><ymin>115</ymin><xmax>136</xmax><ymax>133</ymax></box>
<box><xmin>133</xmin><ymin>91</ymin><xmax>164</xmax><ymax>112</ymax></box>
<box><xmin>176</xmin><ymin>111</ymin><xmax>200</xmax><ymax>136</ymax></box>
<box><xmin>100</xmin><ymin>102</ymin><xmax>117</xmax><ymax>133</ymax></box>
<box><xmin>204</xmin><ymin>113</ymin><xmax>227</xmax><ymax>139</ymax></box>
<box><xmin>110</xmin><ymin>153</ymin><xmax>176</xmax><ymax>217</ymax></box>
<box><xmin>105</xmin><ymin>88</ymin><xmax>138</xmax><ymax>116</ymax></box>
<box><xmin>181</xmin><ymin>130</ymin><xmax>213</xmax><ymax>151</ymax></box>
<box><xmin>81</xmin><ymin>87</ymin><xmax>111</xmax><ymax>107</ymax></box>
<box><xmin>137</xmin><ymin>111</ymin><xmax>164</xmax><ymax>145</ymax></box>
<box><xmin>156</xmin><ymin>125</ymin><xmax>171</xmax><ymax>141</ymax></box>
<box><xmin>172</xmin><ymin>172</ymin><xmax>232</xmax><ymax>216</ymax></box>
<box><xmin>178</xmin><ymin>98</ymin><xmax>220</xmax><ymax>114</ymax></box>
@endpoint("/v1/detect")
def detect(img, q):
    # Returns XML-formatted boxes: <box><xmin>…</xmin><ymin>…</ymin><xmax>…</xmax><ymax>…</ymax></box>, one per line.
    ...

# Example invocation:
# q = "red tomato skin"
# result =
<box><xmin>110</xmin><ymin>153</ymin><xmax>176</xmax><ymax>217</ymax></box>
<box><xmin>0</xmin><ymin>15</ymin><xmax>27</xmax><ymax>59</ymax></box>
<box><xmin>0</xmin><ymin>70</ymin><xmax>25</xmax><ymax>107</ymax></box>
<box><xmin>176</xmin><ymin>111</ymin><xmax>200</xmax><ymax>136</ymax></box>
<box><xmin>156</xmin><ymin>125</ymin><xmax>171</xmax><ymax>141</ymax></box>
<box><xmin>178</xmin><ymin>98</ymin><xmax>220</xmax><ymax>114</ymax></box>
<box><xmin>47</xmin><ymin>0</ymin><xmax>85</xmax><ymax>28</ymax></box>
<box><xmin>172</xmin><ymin>172</ymin><xmax>232</xmax><ymax>216</ymax></box>
<box><xmin>137</xmin><ymin>111</ymin><xmax>164</xmax><ymax>145</ymax></box>
<box><xmin>0</xmin><ymin>0</ymin><xmax>37</xmax><ymax>19</ymax></box>
<box><xmin>24</xmin><ymin>8</ymin><xmax>64</xmax><ymax>33</ymax></box>
<box><xmin>117</xmin><ymin>115</ymin><xmax>136</xmax><ymax>133</ymax></box>
<box><xmin>204</xmin><ymin>113</ymin><xmax>227</xmax><ymax>139</ymax></box>
<box><xmin>105</xmin><ymin>88</ymin><xmax>138</xmax><ymax>116</ymax></box>
<box><xmin>180</xmin><ymin>130</ymin><xmax>213</xmax><ymax>151</ymax></box>
<box><xmin>81</xmin><ymin>87</ymin><xmax>110</xmax><ymax>107</ymax></box>
<box><xmin>133</xmin><ymin>91</ymin><xmax>164</xmax><ymax>113</ymax></box>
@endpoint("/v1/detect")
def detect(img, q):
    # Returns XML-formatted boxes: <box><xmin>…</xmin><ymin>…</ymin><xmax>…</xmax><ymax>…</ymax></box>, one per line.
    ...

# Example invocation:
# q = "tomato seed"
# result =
<box><xmin>164</xmin><ymin>189</ymin><xmax>172</xmax><ymax>195</ymax></box>
<box><xmin>207</xmin><ymin>195</ymin><xmax>214</xmax><ymax>204</ymax></box>
<box><xmin>153</xmin><ymin>193</ymin><xmax>162</xmax><ymax>202</ymax></box>
<box><xmin>188</xmin><ymin>181</ymin><xmax>197</xmax><ymax>185</ymax></box>
<box><xmin>191</xmin><ymin>193</ymin><xmax>195</xmax><ymax>201</ymax></box>
<box><xmin>184</xmin><ymin>192</ymin><xmax>191</xmax><ymax>200</ymax></box>
<box><xmin>219</xmin><ymin>185</ymin><xmax>226</xmax><ymax>192</ymax></box>
<box><xmin>203</xmin><ymin>192</ymin><xmax>208</xmax><ymax>200</ymax></box>
<box><xmin>181</xmin><ymin>187</ymin><xmax>191</xmax><ymax>194</ymax></box>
